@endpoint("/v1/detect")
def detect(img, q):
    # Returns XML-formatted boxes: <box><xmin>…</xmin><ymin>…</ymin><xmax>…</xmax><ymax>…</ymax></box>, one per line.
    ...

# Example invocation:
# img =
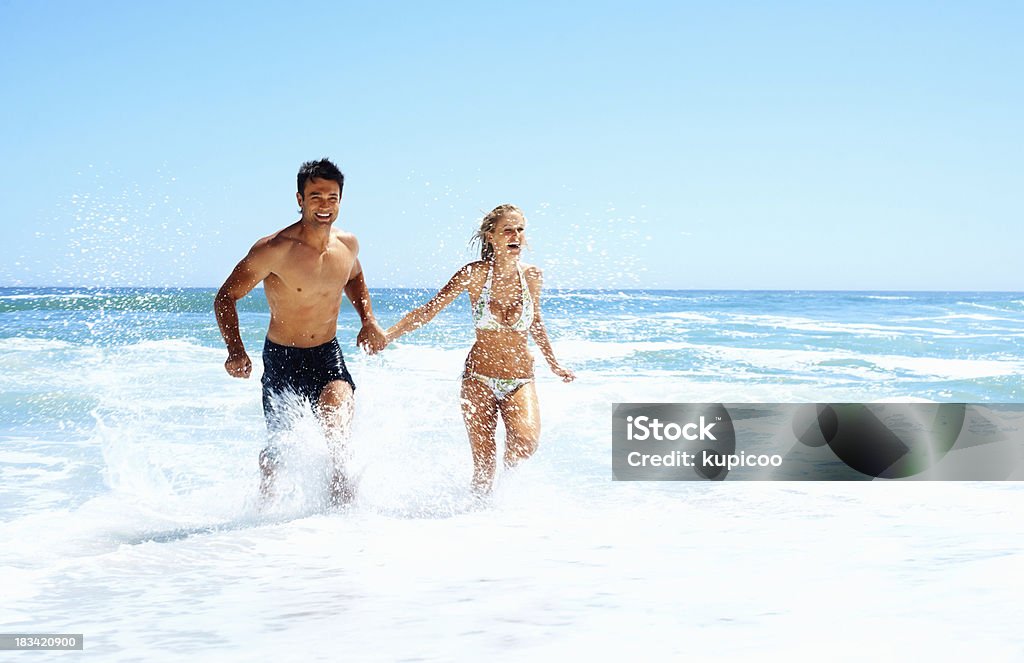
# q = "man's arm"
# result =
<box><xmin>344</xmin><ymin>258</ymin><xmax>387</xmax><ymax>353</ymax></box>
<box><xmin>214</xmin><ymin>241</ymin><xmax>275</xmax><ymax>378</ymax></box>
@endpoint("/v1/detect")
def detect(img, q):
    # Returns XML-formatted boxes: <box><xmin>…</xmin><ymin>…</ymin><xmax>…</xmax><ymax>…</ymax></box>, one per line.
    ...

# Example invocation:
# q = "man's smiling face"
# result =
<box><xmin>297</xmin><ymin>177</ymin><xmax>341</xmax><ymax>225</ymax></box>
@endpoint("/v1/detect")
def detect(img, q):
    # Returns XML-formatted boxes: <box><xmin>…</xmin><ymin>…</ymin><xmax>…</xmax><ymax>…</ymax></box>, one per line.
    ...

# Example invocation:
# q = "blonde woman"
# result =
<box><xmin>377</xmin><ymin>204</ymin><xmax>575</xmax><ymax>493</ymax></box>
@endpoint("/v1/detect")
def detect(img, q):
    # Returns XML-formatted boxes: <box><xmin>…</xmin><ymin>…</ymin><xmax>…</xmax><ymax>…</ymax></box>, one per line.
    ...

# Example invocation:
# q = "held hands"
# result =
<box><xmin>224</xmin><ymin>351</ymin><xmax>252</xmax><ymax>378</ymax></box>
<box><xmin>357</xmin><ymin>320</ymin><xmax>388</xmax><ymax>355</ymax></box>
<box><xmin>551</xmin><ymin>363</ymin><xmax>576</xmax><ymax>383</ymax></box>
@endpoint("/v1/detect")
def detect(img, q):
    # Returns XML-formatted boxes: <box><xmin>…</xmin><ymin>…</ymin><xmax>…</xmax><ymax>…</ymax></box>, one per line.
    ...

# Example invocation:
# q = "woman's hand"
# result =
<box><xmin>551</xmin><ymin>364</ymin><xmax>576</xmax><ymax>383</ymax></box>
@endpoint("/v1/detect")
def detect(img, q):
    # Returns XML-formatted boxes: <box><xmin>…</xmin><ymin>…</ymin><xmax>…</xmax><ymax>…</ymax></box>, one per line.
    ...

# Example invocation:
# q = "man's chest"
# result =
<box><xmin>275</xmin><ymin>249</ymin><xmax>354</xmax><ymax>292</ymax></box>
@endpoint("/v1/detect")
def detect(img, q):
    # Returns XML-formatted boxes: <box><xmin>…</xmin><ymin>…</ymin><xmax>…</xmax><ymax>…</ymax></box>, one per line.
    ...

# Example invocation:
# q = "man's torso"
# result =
<box><xmin>263</xmin><ymin>226</ymin><xmax>356</xmax><ymax>347</ymax></box>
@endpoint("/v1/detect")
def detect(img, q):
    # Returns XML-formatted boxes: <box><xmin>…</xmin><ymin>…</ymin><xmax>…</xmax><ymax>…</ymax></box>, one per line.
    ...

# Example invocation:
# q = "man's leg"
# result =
<box><xmin>260</xmin><ymin>339</ymin><xmax>291</xmax><ymax>501</ymax></box>
<box><xmin>260</xmin><ymin>389</ymin><xmax>289</xmax><ymax>501</ymax></box>
<box><xmin>317</xmin><ymin>380</ymin><xmax>355</xmax><ymax>505</ymax></box>
<box><xmin>258</xmin><ymin>446</ymin><xmax>278</xmax><ymax>499</ymax></box>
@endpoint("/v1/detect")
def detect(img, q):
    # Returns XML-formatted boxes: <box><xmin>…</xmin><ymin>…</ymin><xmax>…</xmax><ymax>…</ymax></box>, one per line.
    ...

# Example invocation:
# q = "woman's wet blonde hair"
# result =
<box><xmin>470</xmin><ymin>204</ymin><xmax>524</xmax><ymax>261</ymax></box>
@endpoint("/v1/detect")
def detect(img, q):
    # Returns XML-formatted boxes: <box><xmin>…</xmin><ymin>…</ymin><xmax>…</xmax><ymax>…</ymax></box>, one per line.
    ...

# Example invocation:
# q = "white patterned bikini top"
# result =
<box><xmin>472</xmin><ymin>263</ymin><xmax>535</xmax><ymax>332</ymax></box>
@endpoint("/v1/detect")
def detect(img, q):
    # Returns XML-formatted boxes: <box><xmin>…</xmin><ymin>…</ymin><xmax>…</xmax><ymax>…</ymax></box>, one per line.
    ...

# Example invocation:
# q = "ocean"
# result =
<box><xmin>1</xmin><ymin>287</ymin><xmax>1023</xmax><ymax>660</ymax></box>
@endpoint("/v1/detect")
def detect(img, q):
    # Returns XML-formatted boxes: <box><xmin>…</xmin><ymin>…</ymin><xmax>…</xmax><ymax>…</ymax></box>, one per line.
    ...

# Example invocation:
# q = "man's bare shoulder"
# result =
<box><xmin>254</xmin><ymin>223</ymin><xmax>303</xmax><ymax>252</ymax></box>
<box><xmin>334</xmin><ymin>229</ymin><xmax>359</xmax><ymax>255</ymax></box>
<box><xmin>239</xmin><ymin>224</ymin><xmax>302</xmax><ymax>272</ymax></box>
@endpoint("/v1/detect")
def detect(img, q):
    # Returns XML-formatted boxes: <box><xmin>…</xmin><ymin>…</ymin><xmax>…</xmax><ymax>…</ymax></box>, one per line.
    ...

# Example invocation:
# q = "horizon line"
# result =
<box><xmin>1</xmin><ymin>285</ymin><xmax>1022</xmax><ymax>295</ymax></box>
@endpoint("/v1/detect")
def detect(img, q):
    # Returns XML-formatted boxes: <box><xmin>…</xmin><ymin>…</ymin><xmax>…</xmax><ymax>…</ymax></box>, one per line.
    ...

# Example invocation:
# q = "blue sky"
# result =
<box><xmin>1</xmin><ymin>1</ymin><xmax>1021</xmax><ymax>290</ymax></box>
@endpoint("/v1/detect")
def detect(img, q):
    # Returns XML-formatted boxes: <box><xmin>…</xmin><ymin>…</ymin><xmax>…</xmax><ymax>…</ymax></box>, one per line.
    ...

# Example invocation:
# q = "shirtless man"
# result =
<box><xmin>214</xmin><ymin>158</ymin><xmax>385</xmax><ymax>504</ymax></box>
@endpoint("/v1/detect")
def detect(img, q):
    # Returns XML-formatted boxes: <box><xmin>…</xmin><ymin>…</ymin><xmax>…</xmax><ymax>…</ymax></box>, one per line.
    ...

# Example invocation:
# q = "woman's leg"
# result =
<box><xmin>499</xmin><ymin>382</ymin><xmax>541</xmax><ymax>468</ymax></box>
<box><xmin>461</xmin><ymin>377</ymin><xmax>499</xmax><ymax>494</ymax></box>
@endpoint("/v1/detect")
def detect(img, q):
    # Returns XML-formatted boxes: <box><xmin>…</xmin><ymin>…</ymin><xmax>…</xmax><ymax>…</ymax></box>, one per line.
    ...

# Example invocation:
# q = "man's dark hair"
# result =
<box><xmin>297</xmin><ymin>158</ymin><xmax>345</xmax><ymax>196</ymax></box>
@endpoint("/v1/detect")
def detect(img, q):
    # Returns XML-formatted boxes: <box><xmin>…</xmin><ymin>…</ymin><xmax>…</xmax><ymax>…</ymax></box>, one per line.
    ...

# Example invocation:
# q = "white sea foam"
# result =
<box><xmin>724</xmin><ymin>313</ymin><xmax>958</xmax><ymax>337</ymax></box>
<box><xmin>526</xmin><ymin>336</ymin><xmax>1024</xmax><ymax>384</ymax></box>
<box><xmin>913</xmin><ymin>312</ymin><xmax>1023</xmax><ymax>324</ymax></box>
<box><xmin>656</xmin><ymin>311</ymin><xmax>719</xmax><ymax>323</ymax></box>
<box><xmin>548</xmin><ymin>291</ymin><xmax>675</xmax><ymax>302</ymax></box>
<box><xmin>2</xmin><ymin>289</ymin><xmax>1023</xmax><ymax>659</ymax></box>
<box><xmin>0</xmin><ymin>292</ymin><xmax>96</xmax><ymax>301</ymax></box>
<box><xmin>958</xmin><ymin>301</ymin><xmax>1010</xmax><ymax>312</ymax></box>
<box><xmin>865</xmin><ymin>355</ymin><xmax>1024</xmax><ymax>379</ymax></box>
<box><xmin>0</xmin><ymin>337</ymin><xmax>74</xmax><ymax>351</ymax></box>
<box><xmin>2</xmin><ymin>482</ymin><xmax>1022</xmax><ymax>660</ymax></box>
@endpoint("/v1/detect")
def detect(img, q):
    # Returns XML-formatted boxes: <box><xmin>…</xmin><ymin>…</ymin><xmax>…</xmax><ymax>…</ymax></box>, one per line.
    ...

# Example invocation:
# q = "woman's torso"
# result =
<box><xmin>465</xmin><ymin>261</ymin><xmax>536</xmax><ymax>378</ymax></box>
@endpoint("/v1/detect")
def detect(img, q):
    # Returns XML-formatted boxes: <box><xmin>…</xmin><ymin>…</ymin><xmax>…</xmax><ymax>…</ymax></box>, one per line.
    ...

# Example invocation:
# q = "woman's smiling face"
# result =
<box><xmin>488</xmin><ymin>213</ymin><xmax>527</xmax><ymax>258</ymax></box>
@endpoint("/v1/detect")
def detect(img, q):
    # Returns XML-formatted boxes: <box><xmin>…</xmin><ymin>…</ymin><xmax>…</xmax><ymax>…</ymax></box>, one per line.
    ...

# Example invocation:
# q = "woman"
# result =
<box><xmin>379</xmin><ymin>204</ymin><xmax>575</xmax><ymax>494</ymax></box>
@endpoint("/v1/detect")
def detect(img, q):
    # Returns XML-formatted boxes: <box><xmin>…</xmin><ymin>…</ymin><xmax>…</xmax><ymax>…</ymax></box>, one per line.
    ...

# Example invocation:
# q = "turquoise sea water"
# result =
<box><xmin>1</xmin><ymin>287</ymin><xmax>1023</xmax><ymax>660</ymax></box>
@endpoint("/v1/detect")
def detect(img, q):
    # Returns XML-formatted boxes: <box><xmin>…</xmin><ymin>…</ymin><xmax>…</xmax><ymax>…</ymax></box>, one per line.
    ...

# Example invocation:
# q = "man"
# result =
<box><xmin>214</xmin><ymin>158</ymin><xmax>386</xmax><ymax>504</ymax></box>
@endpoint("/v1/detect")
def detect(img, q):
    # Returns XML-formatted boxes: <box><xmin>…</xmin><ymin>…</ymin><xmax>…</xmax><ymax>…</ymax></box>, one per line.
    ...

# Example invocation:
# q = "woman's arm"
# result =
<box><xmin>526</xmin><ymin>267</ymin><xmax>576</xmax><ymax>382</ymax></box>
<box><xmin>385</xmin><ymin>264</ymin><xmax>474</xmax><ymax>344</ymax></box>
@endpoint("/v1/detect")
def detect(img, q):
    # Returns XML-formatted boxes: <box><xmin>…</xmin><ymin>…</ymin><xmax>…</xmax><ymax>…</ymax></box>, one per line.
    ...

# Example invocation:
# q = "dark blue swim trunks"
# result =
<box><xmin>261</xmin><ymin>337</ymin><xmax>355</xmax><ymax>432</ymax></box>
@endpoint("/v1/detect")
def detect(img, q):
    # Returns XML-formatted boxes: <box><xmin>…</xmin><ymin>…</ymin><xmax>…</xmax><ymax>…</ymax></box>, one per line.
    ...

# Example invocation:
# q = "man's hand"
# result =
<box><xmin>225</xmin><ymin>351</ymin><xmax>252</xmax><ymax>378</ymax></box>
<box><xmin>357</xmin><ymin>321</ymin><xmax>387</xmax><ymax>354</ymax></box>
